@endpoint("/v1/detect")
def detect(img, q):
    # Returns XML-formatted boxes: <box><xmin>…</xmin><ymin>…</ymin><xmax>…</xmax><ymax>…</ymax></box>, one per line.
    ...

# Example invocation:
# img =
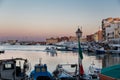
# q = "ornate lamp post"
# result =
<box><xmin>76</xmin><ymin>27</ymin><xmax>84</xmax><ymax>79</ymax></box>
<box><xmin>76</xmin><ymin>27</ymin><xmax>82</xmax><ymax>40</ymax></box>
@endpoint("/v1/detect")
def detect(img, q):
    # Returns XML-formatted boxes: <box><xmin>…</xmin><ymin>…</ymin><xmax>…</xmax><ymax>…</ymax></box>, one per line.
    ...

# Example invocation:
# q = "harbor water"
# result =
<box><xmin>0</xmin><ymin>45</ymin><xmax>120</xmax><ymax>75</ymax></box>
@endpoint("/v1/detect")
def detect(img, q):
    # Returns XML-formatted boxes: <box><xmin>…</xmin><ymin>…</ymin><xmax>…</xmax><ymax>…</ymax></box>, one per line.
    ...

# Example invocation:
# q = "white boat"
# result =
<box><xmin>53</xmin><ymin>63</ymin><xmax>99</xmax><ymax>80</ymax></box>
<box><xmin>0</xmin><ymin>58</ymin><xmax>29</xmax><ymax>80</ymax></box>
<box><xmin>107</xmin><ymin>44</ymin><xmax>120</xmax><ymax>53</ymax></box>
<box><xmin>45</xmin><ymin>47</ymin><xmax>57</xmax><ymax>56</ymax></box>
<box><xmin>0</xmin><ymin>46</ymin><xmax>5</xmax><ymax>54</ymax></box>
<box><xmin>55</xmin><ymin>41</ymin><xmax>89</xmax><ymax>51</ymax></box>
<box><xmin>107</xmin><ymin>38</ymin><xmax>120</xmax><ymax>54</ymax></box>
<box><xmin>53</xmin><ymin>64</ymin><xmax>78</xmax><ymax>80</ymax></box>
<box><xmin>88</xmin><ymin>62</ymin><xmax>101</xmax><ymax>79</ymax></box>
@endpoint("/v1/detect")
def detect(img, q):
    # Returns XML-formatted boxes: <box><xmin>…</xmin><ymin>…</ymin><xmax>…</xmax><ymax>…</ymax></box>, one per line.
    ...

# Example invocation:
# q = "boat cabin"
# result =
<box><xmin>0</xmin><ymin>58</ymin><xmax>29</xmax><ymax>80</ymax></box>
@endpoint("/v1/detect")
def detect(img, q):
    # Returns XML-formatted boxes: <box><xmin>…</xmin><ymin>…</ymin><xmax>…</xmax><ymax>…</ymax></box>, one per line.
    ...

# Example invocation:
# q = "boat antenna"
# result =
<box><xmin>39</xmin><ymin>58</ymin><xmax>42</xmax><ymax>64</ymax></box>
<box><xmin>92</xmin><ymin>61</ymin><xmax>95</xmax><ymax>65</ymax></box>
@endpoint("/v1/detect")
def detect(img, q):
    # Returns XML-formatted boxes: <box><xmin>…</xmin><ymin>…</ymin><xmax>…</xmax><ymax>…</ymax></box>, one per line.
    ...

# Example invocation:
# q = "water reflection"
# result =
<box><xmin>102</xmin><ymin>53</ymin><xmax>120</xmax><ymax>68</ymax></box>
<box><xmin>0</xmin><ymin>45</ymin><xmax>120</xmax><ymax>74</ymax></box>
<box><xmin>46</xmin><ymin>51</ymin><xmax>57</xmax><ymax>57</ymax></box>
<box><xmin>84</xmin><ymin>51</ymin><xmax>120</xmax><ymax>69</ymax></box>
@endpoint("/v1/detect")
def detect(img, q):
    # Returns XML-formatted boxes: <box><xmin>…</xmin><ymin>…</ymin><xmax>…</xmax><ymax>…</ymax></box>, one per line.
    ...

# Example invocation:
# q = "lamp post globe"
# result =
<box><xmin>76</xmin><ymin>28</ymin><xmax>82</xmax><ymax>39</ymax></box>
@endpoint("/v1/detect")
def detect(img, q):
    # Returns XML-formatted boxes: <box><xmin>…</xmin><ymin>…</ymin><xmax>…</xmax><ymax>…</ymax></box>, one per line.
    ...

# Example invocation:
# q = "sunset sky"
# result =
<box><xmin>0</xmin><ymin>0</ymin><xmax>120</xmax><ymax>41</ymax></box>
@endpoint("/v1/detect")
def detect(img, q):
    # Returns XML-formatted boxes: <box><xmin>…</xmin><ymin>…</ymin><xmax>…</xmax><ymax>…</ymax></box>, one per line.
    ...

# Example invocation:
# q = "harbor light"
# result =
<box><xmin>76</xmin><ymin>27</ymin><xmax>82</xmax><ymax>39</ymax></box>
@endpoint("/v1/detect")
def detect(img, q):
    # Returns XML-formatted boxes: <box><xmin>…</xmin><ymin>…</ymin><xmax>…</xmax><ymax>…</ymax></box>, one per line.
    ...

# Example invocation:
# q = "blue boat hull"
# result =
<box><xmin>96</xmin><ymin>50</ymin><xmax>105</xmax><ymax>55</ymax></box>
<box><xmin>30</xmin><ymin>71</ymin><xmax>53</xmax><ymax>80</ymax></box>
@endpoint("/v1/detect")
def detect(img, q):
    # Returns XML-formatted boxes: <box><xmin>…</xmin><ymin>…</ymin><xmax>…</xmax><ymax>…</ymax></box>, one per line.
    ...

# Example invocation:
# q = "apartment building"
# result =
<box><xmin>102</xmin><ymin>17</ymin><xmax>120</xmax><ymax>40</ymax></box>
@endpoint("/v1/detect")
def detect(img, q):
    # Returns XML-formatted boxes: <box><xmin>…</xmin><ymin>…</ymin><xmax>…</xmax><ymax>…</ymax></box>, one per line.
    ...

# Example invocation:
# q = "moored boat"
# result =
<box><xmin>88</xmin><ymin>62</ymin><xmax>101</xmax><ymax>79</ymax></box>
<box><xmin>107</xmin><ymin>38</ymin><xmax>120</xmax><ymax>54</ymax></box>
<box><xmin>45</xmin><ymin>47</ymin><xmax>57</xmax><ymax>54</ymax></box>
<box><xmin>52</xmin><ymin>64</ymin><xmax>78</xmax><ymax>80</ymax></box>
<box><xmin>29</xmin><ymin>60</ymin><xmax>54</xmax><ymax>80</ymax></box>
<box><xmin>52</xmin><ymin>63</ymin><xmax>97</xmax><ymax>80</ymax></box>
<box><xmin>0</xmin><ymin>46</ymin><xmax>5</xmax><ymax>54</ymax></box>
<box><xmin>107</xmin><ymin>44</ymin><xmax>120</xmax><ymax>54</ymax></box>
<box><xmin>99</xmin><ymin>64</ymin><xmax>120</xmax><ymax>80</ymax></box>
<box><xmin>95</xmin><ymin>47</ymin><xmax>106</xmax><ymax>55</ymax></box>
<box><xmin>56</xmin><ymin>46</ymin><xmax>73</xmax><ymax>51</ymax></box>
<box><xmin>0</xmin><ymin>58</ymin><xmax>29</xmax><ymax>80</ymax></box>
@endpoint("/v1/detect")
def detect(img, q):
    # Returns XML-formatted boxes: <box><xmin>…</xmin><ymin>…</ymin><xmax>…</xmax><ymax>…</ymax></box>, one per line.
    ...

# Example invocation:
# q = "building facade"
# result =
<box><xmin>86</xmin><ymin>34</ymin><xmax>94</xmax><ymax>42</ymax></box>
<box><xmin>46</xmin><ymin>37</ymin><xmax>59</xmax><ymax>45</ymax></box>
<box><xmin>93</xmin><ymin>32</ymin><xmax>98</xmax><ymax>42</ymax></box>
<box><xmin>68</xmin><ymin>36</ymin><xmax>77</xmax><ymax>42</ymax></box>
<box><xmin>98</xmin><ymin>30</ymin><xmax>103</xmax><ymax>41</ymax></box>
<box><xmin>102</xmin><ymin>17</ymin><xmax>120</xmax><ymax>40</ymax></box>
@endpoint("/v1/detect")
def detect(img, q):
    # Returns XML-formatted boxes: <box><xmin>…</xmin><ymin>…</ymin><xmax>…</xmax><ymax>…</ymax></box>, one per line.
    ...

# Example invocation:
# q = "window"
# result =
<box><xmin>35</xmin><ymin>67</ymin><xmax>46</xmax><ymax>72</ymax></box>
<box><xmin>35</xmin><ymin>67</ymin><xmax>40</xmax><ymax>72</ymax></box>
<box><xmin>3</xmin><ymin>63</ymin><xmax>14</xmax><ymax>70</ymax></box>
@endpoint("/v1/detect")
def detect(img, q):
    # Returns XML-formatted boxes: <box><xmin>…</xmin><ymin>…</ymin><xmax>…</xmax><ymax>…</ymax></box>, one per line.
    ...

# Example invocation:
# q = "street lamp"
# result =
<box><xmin>76</xmin><ymin>27</ymin><xmax>84</xmax><ymax>79</ymax></box>
<box><xmin>76</xmin><ymin>28</ymin><xmax>82</xmax><ymax>39</ymax></box>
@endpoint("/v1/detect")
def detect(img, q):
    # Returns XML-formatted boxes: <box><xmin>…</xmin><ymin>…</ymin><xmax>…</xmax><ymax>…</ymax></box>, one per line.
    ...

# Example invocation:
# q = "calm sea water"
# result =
<box><xmin>0</xmin><ymin>45</ymin><xmax>120</xmax><ymax>74</ymax></box>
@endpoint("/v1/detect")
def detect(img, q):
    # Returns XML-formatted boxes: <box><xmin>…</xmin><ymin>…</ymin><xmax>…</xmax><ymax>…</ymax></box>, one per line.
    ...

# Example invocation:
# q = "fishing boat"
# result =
<box><xmin>0</xmin><ymin>58</ymin><xmax>29</xmax><ymax>80</ymax></box>
<box><xmin>53</xmin><ymin>64</ymin><xmax>78</xmax><ymax>80</ymax></box>
<box><xmin>99</xmin><ymin>64</ymin><xmax>120</xmax><ymax>80</ymax></box>
<box><xmin>29</xmin><ymin>60</ymin><xmax>54</xmax><ymax>80</ymax></box>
